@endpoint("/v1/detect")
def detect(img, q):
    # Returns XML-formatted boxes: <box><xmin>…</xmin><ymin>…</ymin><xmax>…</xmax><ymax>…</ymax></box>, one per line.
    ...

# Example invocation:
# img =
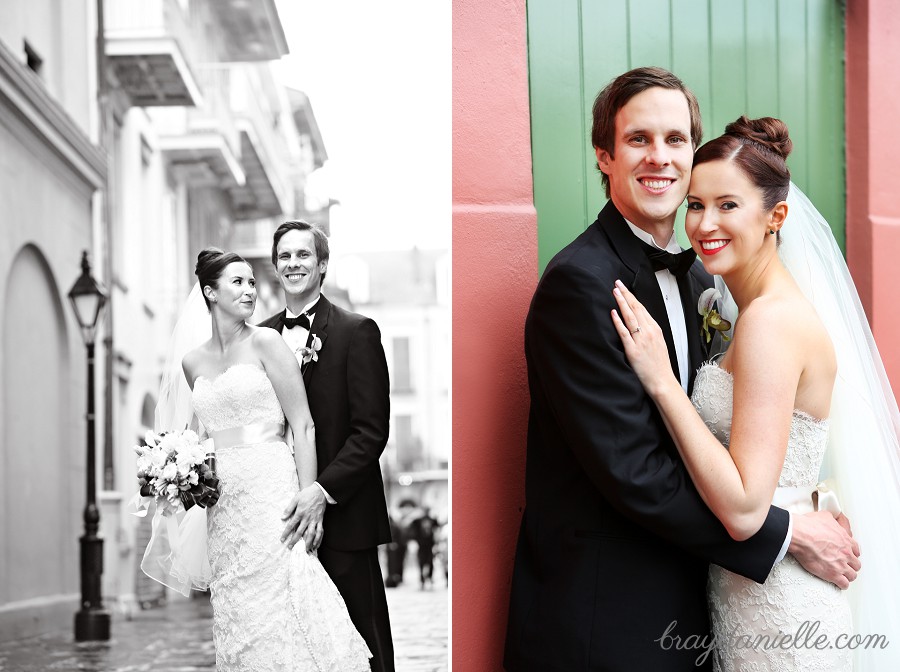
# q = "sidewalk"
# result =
<box><xmin>0</xmin><ymin>567</ymin><xmax>447</xmax><ymax>671</ymax></box>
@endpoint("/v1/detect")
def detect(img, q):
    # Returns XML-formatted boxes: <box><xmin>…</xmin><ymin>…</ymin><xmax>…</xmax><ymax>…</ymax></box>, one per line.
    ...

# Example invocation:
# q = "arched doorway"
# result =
<box><xmin>2</xmin><ymin>244</ymin><xmax>73</xmax><ymax>603</ymax></box>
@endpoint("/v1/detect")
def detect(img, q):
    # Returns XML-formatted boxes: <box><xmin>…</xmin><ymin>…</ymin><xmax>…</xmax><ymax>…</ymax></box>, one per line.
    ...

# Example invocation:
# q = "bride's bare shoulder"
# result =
<box><xmin>247</xmin><ymin>324</ymin><xmax>282</xmax><ymax>347</ymax></box>
<box><xmin>181</xmin><ymin>345</ymin><xmax>210</xmax><ymax>384</ymax></box>
<box><xmin>736</xmin><ymin>291</ymin><xmax>834</xmax><ymax>362</ymax></box>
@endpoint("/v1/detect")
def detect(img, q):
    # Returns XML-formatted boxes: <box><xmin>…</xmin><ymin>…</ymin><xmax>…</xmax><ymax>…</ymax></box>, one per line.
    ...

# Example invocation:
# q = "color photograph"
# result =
<box><xmin>454</xmin><ymin>0</ymin><xmax>900</xmax><ymax>670</ymax></box>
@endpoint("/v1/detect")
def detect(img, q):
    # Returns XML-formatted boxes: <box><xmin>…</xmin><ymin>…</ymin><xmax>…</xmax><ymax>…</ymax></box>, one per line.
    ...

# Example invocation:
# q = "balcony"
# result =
<box><xmin>227</xmin><ymin>66</ymin><xmax>294</xmax><ymax>220</ymax></box>
<box><xmin>213</xmin><ymin>0</ymin><xmax>289</xmax><ymax>62</ymax></box>
<box><xmin>104</xmin><ymin>0</ymin><xmax>201</xmax><ymax>107</ymax></box>
<box><xmin>155</xmin><ymin>66</ymin><xmax>244</xmax><ymax>188</ymax></box>
<box><xmin>227</xmin><ymin>125</ymin><xmax>280</xmax><ymax>218</ymax></box>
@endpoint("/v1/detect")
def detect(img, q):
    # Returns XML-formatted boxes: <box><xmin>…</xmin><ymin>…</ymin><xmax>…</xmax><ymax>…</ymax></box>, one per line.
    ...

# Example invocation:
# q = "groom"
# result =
<box><xmin>503</xmin><ymin>67</ymin><xmax>860</xmax><ymax>671</ymax></box>
<box><xmin>259</xmin><ymin>220</ymin><xmax>394</xmax><ymax>672</ymax></box>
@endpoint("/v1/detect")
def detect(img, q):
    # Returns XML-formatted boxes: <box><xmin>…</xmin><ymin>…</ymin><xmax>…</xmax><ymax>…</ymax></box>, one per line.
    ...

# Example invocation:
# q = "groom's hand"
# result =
<box><xmin>789</xmin><ymin>511</ymin><xmax>861</xmax><ymax>589</ymax></box>
<box><xmin>281</xmin><ymin>484</ymin><xmax>326</xmax><ymax>553</ymax></box>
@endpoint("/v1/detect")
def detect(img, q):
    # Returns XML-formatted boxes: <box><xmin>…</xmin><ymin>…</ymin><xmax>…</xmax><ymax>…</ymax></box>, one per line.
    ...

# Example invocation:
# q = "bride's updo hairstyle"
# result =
<box><xmin>195</xmin><ymin>247</ymin><xmax>249</xmax><ymax>309</ymax></box>
<box><xmin>693</xmin><ymin>115</ymin><xmax>792</xmax><ymax>212</ymax></box>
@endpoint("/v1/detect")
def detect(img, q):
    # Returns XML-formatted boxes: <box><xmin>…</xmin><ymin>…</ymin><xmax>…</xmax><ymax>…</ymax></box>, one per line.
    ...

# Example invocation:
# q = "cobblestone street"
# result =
<box><xmin>0</xmin><ymin>567</ymin><xmax>447</xmax><ymax>672</ymax></box>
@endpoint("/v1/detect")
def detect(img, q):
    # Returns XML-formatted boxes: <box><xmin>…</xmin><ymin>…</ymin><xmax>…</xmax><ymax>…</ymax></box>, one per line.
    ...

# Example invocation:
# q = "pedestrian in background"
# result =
<box><xmin>409</xmin><ymin>508</ymin><xmax>439</xmax><ymax>590</ymax></box>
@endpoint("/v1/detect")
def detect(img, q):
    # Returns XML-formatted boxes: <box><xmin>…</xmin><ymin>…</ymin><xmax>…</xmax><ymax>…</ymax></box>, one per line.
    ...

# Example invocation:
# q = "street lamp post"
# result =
<box><xmin>68</xmin><ymin>251</ymin><xmax>111</xmax><ymax>641</ymax></box>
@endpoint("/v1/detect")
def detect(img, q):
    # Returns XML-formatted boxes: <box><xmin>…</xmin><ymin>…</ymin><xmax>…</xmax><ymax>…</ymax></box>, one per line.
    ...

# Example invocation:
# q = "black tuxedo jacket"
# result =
<box><xmin>504</xmin><ymin>202</ymin><xmax>790</xmax><ymax>671</ymax></box>
<box><xmin>259</xmin><ymin>295</ymin><xmax>392</xmax><ymax>551</ymax></box>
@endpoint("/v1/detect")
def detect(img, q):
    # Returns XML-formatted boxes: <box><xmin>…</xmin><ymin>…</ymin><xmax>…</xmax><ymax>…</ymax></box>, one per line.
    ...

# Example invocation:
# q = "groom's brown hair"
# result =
<box><xmin>591</xmin><ymin>66</ymin><xmax>703</xmax><ymax>198</ymax></box>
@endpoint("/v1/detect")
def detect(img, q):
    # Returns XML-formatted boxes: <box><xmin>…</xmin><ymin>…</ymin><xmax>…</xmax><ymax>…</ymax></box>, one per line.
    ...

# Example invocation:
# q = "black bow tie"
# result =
<box><xmin>638</xmin><ymin>240</ymin><xmax>696</xmax><ymax>278</ymax></box>
<box><xmin>283</xmin><ymin>313</ymin><xmax>311</xmax><ymax>330</ymax></box>
<box><xmin>283</xmin><ymin>299</ymin><xmax>320</xmax><ymax>330</ymax></box>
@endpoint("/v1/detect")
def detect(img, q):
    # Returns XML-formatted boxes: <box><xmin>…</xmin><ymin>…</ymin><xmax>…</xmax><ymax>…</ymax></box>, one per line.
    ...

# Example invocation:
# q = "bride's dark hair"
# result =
<box><xmin>693</xmin><ymin>115</ymin><xmax>792</xmax><ymax>210</ymax></box>
<box><xmin>195</xmin><ymin>247</ymin><xmax>249</xmax><ymax>309</ymax></box>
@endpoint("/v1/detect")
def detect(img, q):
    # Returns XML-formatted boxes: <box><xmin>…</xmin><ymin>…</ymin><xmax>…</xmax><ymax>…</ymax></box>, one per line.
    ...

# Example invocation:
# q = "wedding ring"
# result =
<box><xmin>630</xmin><ymin>326</ymin><xmax>642</xmax><ymax>335</ymax></box>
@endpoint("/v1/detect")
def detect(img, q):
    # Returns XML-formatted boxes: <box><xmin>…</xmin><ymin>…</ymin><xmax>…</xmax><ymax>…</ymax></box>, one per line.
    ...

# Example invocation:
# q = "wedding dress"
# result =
<box><xmin>191</xmin><ymin>362</ymin><xmax>370</xmax><ymax>672</ymax></box>
<box><xmin>691</xmin><ymin>361</ymin><xmax>852</xmax><ymax>672</ymax></box>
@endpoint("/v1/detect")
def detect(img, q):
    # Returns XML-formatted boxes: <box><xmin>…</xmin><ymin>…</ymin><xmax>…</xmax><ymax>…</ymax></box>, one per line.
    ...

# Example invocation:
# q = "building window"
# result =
<box><xmin>394</xmin><ymin>415</ymin><xmax>422</xmax><ymax>471</ymax></box>
<box><xmin>392</xmin><ymin>336</ymin><xmax>412</xmax><ymax>392</ymax></box>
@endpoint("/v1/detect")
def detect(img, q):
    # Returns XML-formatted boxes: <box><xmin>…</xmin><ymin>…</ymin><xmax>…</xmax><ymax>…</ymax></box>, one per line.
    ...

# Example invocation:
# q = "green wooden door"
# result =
<box><xmin>528</xmin><ymin>0</ymin><xmax>845</xmax><ymax>271</ymax></box>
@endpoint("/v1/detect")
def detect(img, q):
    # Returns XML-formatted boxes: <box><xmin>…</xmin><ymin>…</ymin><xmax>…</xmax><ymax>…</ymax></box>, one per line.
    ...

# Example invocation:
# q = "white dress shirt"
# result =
<box><xmin>282</xmin><ymin>296</ymin><xmax>319</xmax><ymax>358</ymax></box>
<box><xmin>624</xmin><ymin>222</ymin><xmax>791</xmax><ymax>564</ymax></box>
<box><xmin>625</xmin><ymin>221</ymin><xmax>690</xmax><ymax>390</ymax></box>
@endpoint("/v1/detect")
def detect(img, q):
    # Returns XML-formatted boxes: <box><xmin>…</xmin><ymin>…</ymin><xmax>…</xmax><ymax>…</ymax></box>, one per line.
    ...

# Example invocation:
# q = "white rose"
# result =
<box><xmin>136</xmin><ymin>455</ymin><xmax>153</xmax><ymax>475</ymax></box>
<box><xmin>149</xmin><ymin>448</ymin><xmax>168</xmax><ymax>470</ymax></box>
<box><xmin>159</xmin><ymin>433</ymin><xmax>182</xmax><ymax>453</ymax></box>
<box><xmin>161</xmin><ymin>462</ymin><xmax>178</xmax><ymax>482</ymax></box>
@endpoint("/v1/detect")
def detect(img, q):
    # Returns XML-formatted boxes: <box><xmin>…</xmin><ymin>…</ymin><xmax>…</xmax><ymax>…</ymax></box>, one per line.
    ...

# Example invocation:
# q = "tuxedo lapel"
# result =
<box><xmin>302</xmin><ymin>296</ymin><xmax>331</xmax><ymax>387</ymax></box>
<box><xmin>601</xmin><ymin>205</ymin><xmax>680</xmax><ymax>382</ymax></box>
<box><xmin>272</xmin><ymin>310</ymin><xmax>287</xmax><ymax>333</ymax></box>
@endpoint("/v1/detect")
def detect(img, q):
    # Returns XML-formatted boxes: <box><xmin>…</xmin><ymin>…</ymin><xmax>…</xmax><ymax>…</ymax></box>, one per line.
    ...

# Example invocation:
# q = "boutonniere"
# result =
<box><xmin>298</xmin><ymin>334</ymin><xmax>323</xmax><ymax>366</ymax></box>
<box><xmin>698</xmin><ymin>288</ymin><xmax>732</xmax><ymax>344</ymax></box>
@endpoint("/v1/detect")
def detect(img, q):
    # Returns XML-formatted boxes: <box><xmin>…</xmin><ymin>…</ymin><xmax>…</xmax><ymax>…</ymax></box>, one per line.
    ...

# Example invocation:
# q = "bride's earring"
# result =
<box><xmin>769</xmin><ymin>229</ymin><xmax>776</xmax><ymax>235</ymax></box>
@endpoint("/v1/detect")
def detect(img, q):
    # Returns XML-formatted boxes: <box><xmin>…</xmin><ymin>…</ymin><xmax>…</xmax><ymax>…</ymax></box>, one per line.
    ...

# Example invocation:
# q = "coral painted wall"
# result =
<box><xmin>845</xmin><ymin>0</ymin><xmax>900</xmax><ymax>391</ymax></box>
<box><xmin>451</xmin><ymin>0</ymin><xmax>536</xmax><ymax>668</ymax></box>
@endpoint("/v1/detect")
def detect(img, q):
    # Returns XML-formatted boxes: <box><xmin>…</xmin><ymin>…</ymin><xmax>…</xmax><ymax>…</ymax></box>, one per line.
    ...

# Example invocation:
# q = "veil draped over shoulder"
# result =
<box><xmin>718</xmin><ymin>184</ymin><xmax>900</xmax><ymax>668</ymax></box>
<box><xmin>155</xmin><ymin>283</ymin><xmax>210</xmax><ymax>433</ymax></box>
<box><xmin>778</xmin><ymin>185</ymin><xmax>900</xmax><ymax>669</ymax></box>
<box><xmin>133</xmin><ymin>282</ymin><xmax>214</xmax><ymax>596</ymax></box>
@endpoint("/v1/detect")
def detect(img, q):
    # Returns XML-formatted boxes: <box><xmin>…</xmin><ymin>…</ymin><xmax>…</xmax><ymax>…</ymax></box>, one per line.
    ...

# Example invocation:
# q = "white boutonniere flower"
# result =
<box><xmin>299</xmin><ymin>334</ymin><xmax>323</xmax><ymax>366</ymax></box>
<box><xmin>698</xmin><ymin>288</ymin><xmax>732</xmax><ymax>344</ymax></box>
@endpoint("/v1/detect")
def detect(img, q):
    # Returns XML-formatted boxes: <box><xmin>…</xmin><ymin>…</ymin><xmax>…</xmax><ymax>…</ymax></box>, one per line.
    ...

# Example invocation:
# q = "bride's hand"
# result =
<box><xmin>611</xmin><ymin>280</ymin><xmax>677</xmax><ymax>397</ymax></box>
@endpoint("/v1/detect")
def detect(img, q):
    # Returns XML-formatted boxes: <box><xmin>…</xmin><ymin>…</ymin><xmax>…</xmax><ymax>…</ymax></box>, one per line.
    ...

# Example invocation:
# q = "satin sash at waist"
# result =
<box><xmin>771</xmin><ymin>482</ymin><xmax>841</xmax><ymax>515</ymax></box>
<box><xmin>209</xmin><ymin>422</ymin><xmax>284</xmax><ymax>450</ymax></box>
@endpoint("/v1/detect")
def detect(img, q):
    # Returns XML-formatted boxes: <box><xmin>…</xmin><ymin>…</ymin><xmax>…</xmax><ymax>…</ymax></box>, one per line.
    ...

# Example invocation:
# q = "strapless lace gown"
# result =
<box><xmin>691</xmin><ymin>362</ymin><xmax>852</xmax><ymax>672</ymax></box>
<box><xmin>192</xmin><ymin>364</ymin><xmax>370</xmax><ymax>672</ymax></box>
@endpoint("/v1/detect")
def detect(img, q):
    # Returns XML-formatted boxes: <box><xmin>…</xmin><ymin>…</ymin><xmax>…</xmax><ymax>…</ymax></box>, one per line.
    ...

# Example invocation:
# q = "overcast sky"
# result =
<box><xmin>272</xmin><ymin>0</ymin><xmax>450</xmax><ymax>254</ymax></box>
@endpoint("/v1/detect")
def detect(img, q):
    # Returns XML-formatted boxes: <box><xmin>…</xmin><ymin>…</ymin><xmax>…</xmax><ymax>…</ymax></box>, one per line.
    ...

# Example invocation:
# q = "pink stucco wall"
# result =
<box><xmin>452</xmin><ymin>0</ymin><xmax>536</xmax><ymax>668</ymax></box>
<box><xmin>846</xmin><ymin>0</ymin><xmax>900</xmax><ymax>390</ymax></box>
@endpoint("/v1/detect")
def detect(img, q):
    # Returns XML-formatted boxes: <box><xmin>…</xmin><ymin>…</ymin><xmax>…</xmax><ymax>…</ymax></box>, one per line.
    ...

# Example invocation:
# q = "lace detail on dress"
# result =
<box><xmin>193</xmin><ymin>364</ymin><xmax>370</xmax><ymax>672</ymax></box>
<box><xmin>192</xmin><ymin>364</ymin><xmax>284</xmax><ymax>431</ymax></box>
<box><xmin>691</xmin><ymin>363</ymin><xmax>830</xmax><ymax>487</ymax></box>
<box><xmin>690</xmin><ymin>364</ymin><xmax>735</xmax><ymax>447</ymax></box>
<box><xmin>781</xmin><ymin>410</ymin><xmax>829</xmax><ymax>487</ymax></box>
<box><xmin>690</xmin><ymin>361</ymin><xmax>851</xmax><ymax>672</ymax></box>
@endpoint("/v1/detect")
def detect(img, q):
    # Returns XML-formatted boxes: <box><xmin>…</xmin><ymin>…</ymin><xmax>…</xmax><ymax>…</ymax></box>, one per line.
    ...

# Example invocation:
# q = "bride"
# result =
<box><xmin>150</xmin><ymin>247</ymin><xmax>370</xmax><ymax>671</ymax></box>
<box><xmin>611</xmin><ymin>116</ymin><xmax>900</xmax><ymax>670</ymax></box>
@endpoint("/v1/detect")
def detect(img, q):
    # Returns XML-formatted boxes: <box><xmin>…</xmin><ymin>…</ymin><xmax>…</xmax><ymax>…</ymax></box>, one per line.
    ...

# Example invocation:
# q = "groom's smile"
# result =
<box><xmin>275</xmin><ymin>229</ymin><xmax>327</xmax><ymax>307</ymax></box>
<box><xmin>595</xmin><ymin>86</ymin><xmax>694</xmax><ymax>240</ymax></box>
<box><xmin>638</xmin><ymin>177</ymin><xmax>676</xmax><ymax>192</ymax></box>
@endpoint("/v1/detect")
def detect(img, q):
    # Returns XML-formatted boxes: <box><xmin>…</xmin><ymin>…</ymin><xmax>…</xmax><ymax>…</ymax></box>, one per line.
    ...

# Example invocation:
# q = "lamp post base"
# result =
<box><xmin>74</xmin><ymin>609</ymin><xmax>111</xmax><ymax>641</ymax></box>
